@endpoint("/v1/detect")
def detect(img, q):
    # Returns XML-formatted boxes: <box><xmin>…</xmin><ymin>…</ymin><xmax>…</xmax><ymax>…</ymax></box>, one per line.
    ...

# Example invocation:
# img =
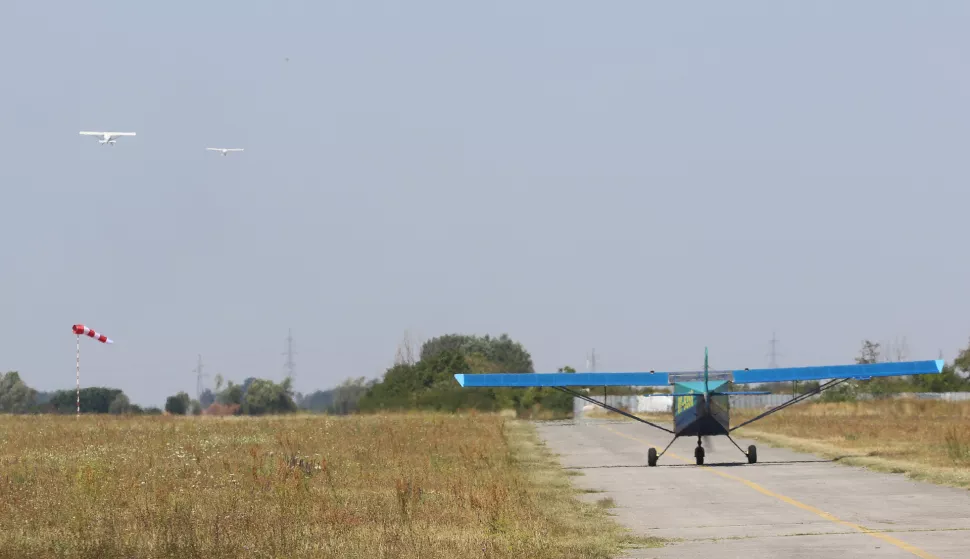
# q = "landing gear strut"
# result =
<box><xmin>647</xmin><ymin>435</ymin><xmax>679</xmax><ymax>467</ymax></box>
<box><xmin>724</xmin><ymin>433</ymin><xmax>758</xmax><ymax>464</ymax></box>
<box><xmin>695</xmin><ymin>436</ymin><xmax>705</xmax><ymax>465</ymax></box>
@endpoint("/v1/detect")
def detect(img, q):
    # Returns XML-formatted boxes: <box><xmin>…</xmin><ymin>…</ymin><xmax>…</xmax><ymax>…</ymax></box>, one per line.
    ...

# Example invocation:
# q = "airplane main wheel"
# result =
<box><xmin>648</xmin><ymin>447</ymin><xmax>658</xmax><ymax>467</ymax></box>
<box><xmin>747</xmin><ymin>445</ymin><xmax>757</xmax><ymax>464</ymax></box>
<box><xmin>694</xmin><ymin>445</ymin><xmax>704</xmax><ymax>465</ymax></box>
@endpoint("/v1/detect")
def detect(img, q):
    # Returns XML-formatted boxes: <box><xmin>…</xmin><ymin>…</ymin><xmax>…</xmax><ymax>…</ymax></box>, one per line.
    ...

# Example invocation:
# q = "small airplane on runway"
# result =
<box><xmin>206</xmin><ymin>148</ymin><xmax>244</xmax><ymax>156</ymax></box>
<box><xmin>79</xmin><ymin>131</ymin><xmax>136</xmax><ymax>145</ymax></box>
<box><xmin>453</xmin><ymin>349</ymin><xmax>944</xmax><ymax>467</ymax></box>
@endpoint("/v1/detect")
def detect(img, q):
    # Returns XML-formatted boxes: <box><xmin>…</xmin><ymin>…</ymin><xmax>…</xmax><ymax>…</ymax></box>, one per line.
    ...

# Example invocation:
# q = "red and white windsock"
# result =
<box><xmin>72</xmin><ymin>324</ymin><xmax>113</xmax><ymax>344</ymax></box>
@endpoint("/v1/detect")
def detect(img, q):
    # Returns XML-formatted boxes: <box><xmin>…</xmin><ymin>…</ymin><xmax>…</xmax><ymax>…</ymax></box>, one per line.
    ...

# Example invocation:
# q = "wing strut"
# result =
<box><xmin>729</xmin><ymin>377</ymin><xmax>852</xmax><ymax>432</ymax></box>
<box><xmin>555</xmin><ymin>386</ymin><xmax>674</xmax><ymax>434</ymax></box>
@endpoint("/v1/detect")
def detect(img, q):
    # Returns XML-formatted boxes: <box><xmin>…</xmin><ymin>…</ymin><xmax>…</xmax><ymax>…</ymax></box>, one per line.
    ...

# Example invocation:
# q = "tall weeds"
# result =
<box><xmin>943</xmin><ymin>425</ymin><xmax>970</xmax><ymax>465</ymax></box>
<box><xmin>732</xmin><ymin>400</ymin><xmax>970</xmax><ymax>472</ymax></box>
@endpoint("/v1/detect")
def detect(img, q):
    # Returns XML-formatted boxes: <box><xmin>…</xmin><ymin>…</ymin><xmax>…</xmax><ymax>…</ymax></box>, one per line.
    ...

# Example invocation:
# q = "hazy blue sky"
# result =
<box><xmin>2</xmin><ymin>1</ymin><xmax>969</xmax><ymax>406</ymax></box>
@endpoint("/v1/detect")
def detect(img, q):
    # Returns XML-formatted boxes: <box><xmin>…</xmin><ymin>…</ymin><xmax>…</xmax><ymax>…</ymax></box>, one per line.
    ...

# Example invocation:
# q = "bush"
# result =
<box><xmin>164</xmin><ymin>391</ymin><xmax>191</xmax><ymax>415</ymax></box>
<box><xmin>108</xmin><ymin>393</ymin><xmax>131</xmax><ymax>414</ymax></box>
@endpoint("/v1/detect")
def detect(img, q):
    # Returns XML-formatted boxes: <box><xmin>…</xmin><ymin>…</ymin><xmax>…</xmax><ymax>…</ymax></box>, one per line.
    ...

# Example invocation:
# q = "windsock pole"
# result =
<box><xmin>76</xmin><ymin>334</ymin><xmax>80</xmax><ymax>416</ymax></box>
<box><xmin>72</xmin><ymin>324</ymin><xmax>113</xmax><ymax>416</ymax></box>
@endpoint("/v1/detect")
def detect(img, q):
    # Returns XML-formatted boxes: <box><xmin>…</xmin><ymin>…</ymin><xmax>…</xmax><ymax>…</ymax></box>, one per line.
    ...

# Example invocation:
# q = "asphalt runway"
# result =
<box><xmin>535</xmin><ymin>418</ymin><xmax>970</xmax><ymax>559</ymax></box>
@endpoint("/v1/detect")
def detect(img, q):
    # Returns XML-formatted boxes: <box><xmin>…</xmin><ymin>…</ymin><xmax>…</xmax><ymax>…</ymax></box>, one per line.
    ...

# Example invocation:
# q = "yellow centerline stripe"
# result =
<box><xmin>600</xmin><ymin>424</ymin><xmax>941</xmax><ymax>559</ymax></box>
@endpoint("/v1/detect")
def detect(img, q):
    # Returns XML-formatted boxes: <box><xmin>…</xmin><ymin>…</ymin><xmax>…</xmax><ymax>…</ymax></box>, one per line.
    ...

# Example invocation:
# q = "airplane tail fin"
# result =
<box><xmin>704</xmin><ymin>347</ymin><xmax>710</xmax><ymax>396</ymax></box>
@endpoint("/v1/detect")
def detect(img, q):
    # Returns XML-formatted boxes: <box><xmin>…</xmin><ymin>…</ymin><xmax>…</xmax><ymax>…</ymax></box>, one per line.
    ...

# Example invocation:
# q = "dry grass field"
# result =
<box><xmin>732</xmin><ymin>399</ymin><xmax>970</xmax><ymax>489</ymax></box>
<box><xmin>0</xmin><ymin>412</ymin><xmax>660</xmax><ymax>558</ymax></box>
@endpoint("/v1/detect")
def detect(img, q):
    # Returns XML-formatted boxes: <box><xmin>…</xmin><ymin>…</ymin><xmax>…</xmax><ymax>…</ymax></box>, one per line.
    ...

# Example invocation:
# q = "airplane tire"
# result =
<box><xmin>694</xmin><ymin>445</ymin><xmax>704</xmax><ymax>466</ymax></box>
<box><xmin>747</xmin><ymin>445</ymin><xmax>757</xmax><ymax>464</ymax></box>
<box><xmin>648</xmin><ymin>447</ymin><xmax>658</xmax><ymax>467</ymax></box>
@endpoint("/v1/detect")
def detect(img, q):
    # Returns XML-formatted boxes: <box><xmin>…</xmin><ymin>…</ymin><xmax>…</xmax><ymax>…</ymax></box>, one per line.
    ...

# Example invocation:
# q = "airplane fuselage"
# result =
<box><xmin>206</xmin><ymin>148</ymin><xmax>243</xmax><ymax>156</ymax></box>
<box><xmin>80</xmin><ymin>131</ymin><xmax>134</xmax><ymax>145</ymax></box>
<box><xmin>668</xmin><ymin>348</ymin><xmax>731</xmax><ymax>437</ymax></box>
<box><xmin>672</xmin><ymin>382</ymin><xmax>731</xmax><ymax>437</ymax></box>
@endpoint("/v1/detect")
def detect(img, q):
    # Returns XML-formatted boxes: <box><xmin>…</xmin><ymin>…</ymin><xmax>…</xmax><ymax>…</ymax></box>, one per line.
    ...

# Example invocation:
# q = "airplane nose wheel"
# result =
<box><xmin>695</xmin><ymin>437</ymin><xmax>705</xmax><ymax>465</ymax></box>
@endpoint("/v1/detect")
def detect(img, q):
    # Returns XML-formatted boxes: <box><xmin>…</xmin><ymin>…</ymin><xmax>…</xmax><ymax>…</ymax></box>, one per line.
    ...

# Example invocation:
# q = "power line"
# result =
<box><xmin>767</xmin><ymin>331</ymin><xmax>795</xmax><ymax>396</ymax></box>
<box><xmin>194</xmin><ymin>354</ymin><xmax>208</xmax><ymax>400</ymax></box>
<box><xmin>282</xmin><ymin>328</ymin><xmax>296</xmax><ymax>384</ymax></box>
<box><xmin>587</xmin><ymin>348</ymin><xmax>604</xmax><ymax>400</ymax></box>
<box><xmin>767</xmin><ymin>331</ymin><xmax>780</xmax><ymax>368</ymax></box>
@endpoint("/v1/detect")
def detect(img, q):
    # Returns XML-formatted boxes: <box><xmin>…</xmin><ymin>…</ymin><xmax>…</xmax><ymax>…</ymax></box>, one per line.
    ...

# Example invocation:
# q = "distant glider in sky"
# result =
<box><xmin>79</xmin><ymin>131</ymin><xmax>136</xmax><ymax>145</ymax></box>
<box><xmin>206</xmin><ymin>148</ymin><xmax>244</xmax><ymax>156</ymax></box>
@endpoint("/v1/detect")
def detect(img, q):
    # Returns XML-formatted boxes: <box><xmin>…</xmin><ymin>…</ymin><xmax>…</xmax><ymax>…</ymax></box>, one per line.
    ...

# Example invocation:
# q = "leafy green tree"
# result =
<box><xmin>912</xmin><ymin>362</ymin><xmax>967</xmax><ymax>392</ymax></box>
<box><xmin>241</xmin><ymin>377</ymin><xmax>258</xmax><ymax>396</ymax></box>
<box><xmin>240</xmin><ymin>378</ymin><xmax>297</xmax><ymax>415</ymax></box>
<box><xmin>165</xmin><ymin>391</ymin><xmax>191</xmax><ymax>415</ymax></box>
<box><xmin>49</xmin><ymin>387</ymin><xmax>124</xmax><ymax>414</ymax></box>
<box><xmin>418</xmin><ymin>334</ymin><xmax>468</xmax><ymax>361</ymax></box>
<box><xmin>358</xmin><ymin>349</ymin><xmax>474</xmax><ymax>412</ymax></box>
<box><xmin>359</xmin><ymin>334</ymin><xmax>572</xmax><ymax>416</ymax></box>
<box><xmin>299</xmin><ymin>377</ymin><xmax>379</xmax><ymax>414</ymax></box>
<box><xmin>298</xmin><ymin>389</ymin><xmax>336</xmax><ymax>412</ymax></box>
<box><xmin>839</xmin><ymin>339</ymin><xmax>880</xmax><ymax>399</ymax></box>
<box><xmin>108</xmin><ymin>393</ymin><xmax>131</xmax><ymax>414</ymax></box>
<box><xmin>216</xmin><ymin>381</ymin><xmax>243</xmax><ymax>405</ymax></box>
<box><xmin>950</xmin><ymin>338</ymin><xmax>970</xmax><ymax>388</ymax></box>
<box><xmin>855</xmin><ymin>340</ymin><xmax>881</xmax><ymax>364</ymax></box>
<box><xmin>845</xmin><ymin>338</ymin><xmax>970</xmax><ymax>395</ymax></box>
<box><xmin>331</xmin><ymin>376</ymin><xmax>372</xmax><ymax>414</ymax></box>
<box><xmin>420</xmin><ymin>333</ymin><xmax>534</xmax><ymax>373</ymax></box>
<box><xmin>199</xmin><ymin>388</ymin><xmax>215</xmax><ymax>409</ymax></box>
<box><xmin>0</xmin><ymin>372</ymin><xmax>37</xmax><ymax>413</ymax></box>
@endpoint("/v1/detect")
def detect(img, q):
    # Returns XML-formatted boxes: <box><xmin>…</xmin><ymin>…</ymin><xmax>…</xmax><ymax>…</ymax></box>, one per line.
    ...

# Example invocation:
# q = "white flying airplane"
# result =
<box><xmin>79</xmin><ymin>131</ymin><xmax>136</xmax><ymax>145</ymax></box>
<box><xmin>206</xmin><ymin>148</ymin><xmax>244</xmax><ymax>156</ymax></box>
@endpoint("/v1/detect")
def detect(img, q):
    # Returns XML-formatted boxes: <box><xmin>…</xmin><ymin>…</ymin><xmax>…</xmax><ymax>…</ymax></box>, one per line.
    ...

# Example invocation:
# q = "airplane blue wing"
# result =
<box><xmin>453</xmin><ymin>372</ymin><xmax>671</xmax><ymax>388</ymax></box>
<box><xmin>453</xmin><ymin>360</ymin><xmax>943</xmax><ymax>388</ymax></box>
<box><xmin>731</xmin><ymin>359</ymin><xmax>944</xmax><ymax>384</ymax></box>
<box><xmin>452</xmin><ymin>360</ymin><xmax>942</xmax><ymax>388</ymax></box>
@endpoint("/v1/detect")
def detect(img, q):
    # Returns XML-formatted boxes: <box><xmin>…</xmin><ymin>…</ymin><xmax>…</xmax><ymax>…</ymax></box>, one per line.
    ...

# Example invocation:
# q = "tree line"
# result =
<box><xmin>352</xmin><ymin>333</ymin><xmax>970</xmax><ymax>412</ymax></box>
<box><xmin>758</xmin><ymin>338</ymin><xmax>970</xmax><ymax>402</ymax></box>
<box><xmin>2</xmin><ymin>334</ymin><xmax>968</xmax><ymax>416</ymax></box>
<box><xmin>353</xmin><ymin>333</ymin><xmax>574</xmax><ymax>415</ymax></box>
<box><xmin>0</xmin><ymin>372</ymin><xmax>163</xmax><ymax>415</ymax></box>
<box><xmin>160</xmin><ymin>333</ymin><xmax>577</xmax><ymax>417</ymax></box>
<box><xmin>0</xmin><ymin>369</ymin><xmax>374</xmax><ymax>417</ymax></box>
